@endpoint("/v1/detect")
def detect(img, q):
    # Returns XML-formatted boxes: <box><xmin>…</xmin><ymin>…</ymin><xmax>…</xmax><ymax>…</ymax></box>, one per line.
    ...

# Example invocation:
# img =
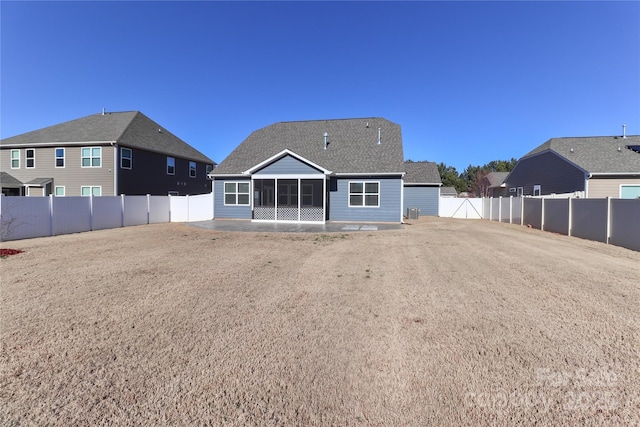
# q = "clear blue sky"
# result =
<box><xmin>2</xmin><ymin>1</ymin><xmax>639</xmax><ymax>172</ymax></box>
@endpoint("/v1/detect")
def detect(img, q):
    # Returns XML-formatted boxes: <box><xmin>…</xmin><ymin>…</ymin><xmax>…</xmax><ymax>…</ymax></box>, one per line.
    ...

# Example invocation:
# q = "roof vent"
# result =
<box><xmin>102</xmin><ymin>107</ymin><xmax>105</xmax><ymax>115</ymax></box>
<box><xmin>622</xmin><ymin>124</ymin><xmax>627</xmax><ymax>139</ymax></box>
<box><xmin>377</xmin><ymin>127</ymin><xmax>381</xmax><ymax>145</ymax></box>
<box><xmin>323</xmin><ymin>132</ymin><xmax>328</xmax><ymax>150</ymax></box>
<box><xmin>570</xmin><ymin>148</ymin><xmax>574</xmax><ymax>153</ymax></box>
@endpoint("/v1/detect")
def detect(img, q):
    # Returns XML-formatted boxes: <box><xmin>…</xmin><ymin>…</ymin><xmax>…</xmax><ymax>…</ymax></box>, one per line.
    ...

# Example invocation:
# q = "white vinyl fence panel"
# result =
<box><xmin>124</xmin><ymin>196</ymin><xmax>149</xmax><ymax>227</ymax></box>
<box><xmin>93</xmin><ymin>196</ymin><xmax>123</xmax><ymax>230</ymax></box>
<box><xmin>149</xmin><ymin>196</ymin><xmax>170</xmax><ymax>224</ymax></box>
<box><xmin>609</xmin><ymin>199</ymin><xmax>640</xmax><ymax>252</ymax></box>
<box><xmin>482</xmin><ymin>196</ymin><xmax>640</xmax><ymax>252</ymax></box>
<box><xmin>0</xmin><ymin>196</ymin><xmax>51</xmax><ymax>241</ymax></box>
<box><xmin>1</xmin><ymin>192</ymin><xmax>214</xmax><ymax>241</ymax></box>
<box><xmin>543</xmin><ymin>198</ymin><xmax>569</xmax><ymax>235</ymax></box>
<box><xmin>571</xmin><ymin>199</ymin><xmax>608</xmax><ymax>243</ymax></box>
<box><xmin>52</xmin><ymin>196</ymin><xmax>91</xmax><ymax>236</ymax></box>
<box><xmin>439</xmin><ymin>198</ymin><xmax>483</xmax><ymax>219</ymax></box>
<box><xmin>185</xmin><ymin>193</ymin><xmax>214</xmax><ymax>221</ymax></box>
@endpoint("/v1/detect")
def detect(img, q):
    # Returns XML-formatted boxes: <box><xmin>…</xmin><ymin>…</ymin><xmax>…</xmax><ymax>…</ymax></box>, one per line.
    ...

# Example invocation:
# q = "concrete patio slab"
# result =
<box><xmin>186</xmin><ymin>219</ymin><xmax>403</xmax><ymax>233</ymax></box>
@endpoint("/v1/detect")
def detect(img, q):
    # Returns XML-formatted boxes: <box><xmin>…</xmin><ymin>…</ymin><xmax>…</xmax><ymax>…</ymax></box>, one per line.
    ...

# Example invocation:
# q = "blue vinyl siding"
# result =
<box><xmin>254</xmin><ymin>155</ymin><xmax>322</xmax><ymax>175</ymax></box>
<box><xmin>213</xmin><ymin>179</ymin><xmax>252</xmax><ymax>219</ymax></box>
<box><xmin>329</xmin><ymin>177</ymin><xmax>402</xmax><ymax>222</ymax></box>
<box><xmin>403</xmin><ymin>186</ymin><xmax>439</xmax><ymax>216</ymax></box>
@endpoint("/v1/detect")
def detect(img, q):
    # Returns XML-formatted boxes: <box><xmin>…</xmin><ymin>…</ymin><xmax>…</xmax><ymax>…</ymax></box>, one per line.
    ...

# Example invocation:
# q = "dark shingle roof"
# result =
<box><xmin>0</xmin><ymin>172</ymin><xmax>23</xmax><ymax>188</ymax></box>
<box><xmin>485</xmin><ymin>171</ymin><xmax>509</xmax><ymax>187</ymax></box>
<box><xmin>0</xmin><ymin>111</ymin><xmax>214</xmax><ymax>164</ymax></box>
<box><xmin>214</xmin><ymin>118</ymin><xmax>404</xmax><ymax>174</ymax></box>
<box><xmin>403</xmin><ymin>161</ymin><xmax>441</xmax><ymax>184</ymax></box>
<box><xmin>523</xmin><ymin>135</ymin><xmax>640</xmax><ymax>174</ymax></box>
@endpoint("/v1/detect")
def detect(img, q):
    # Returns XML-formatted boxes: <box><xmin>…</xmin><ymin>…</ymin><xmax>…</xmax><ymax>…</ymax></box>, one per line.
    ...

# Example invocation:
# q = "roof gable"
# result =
<box><xmin>244</xmin><ymin>149</ymin><xmax>331</xmax><ymax>175</ymax></box>
<box><xmin>214</xmin><ymin>118</ymin><xmax>404</xmax><ymax>175</ymax></box>
<box><xmin>523</xmin><ymin>135</ymin><xmax>640</xmax><ymax>174</ymax></box>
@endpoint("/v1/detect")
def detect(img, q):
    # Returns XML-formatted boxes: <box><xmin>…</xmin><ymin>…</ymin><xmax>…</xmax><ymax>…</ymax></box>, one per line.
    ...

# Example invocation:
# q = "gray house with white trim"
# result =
<box><xmin>210</xmin><ymin>118</ymin><xmax>441</xmax><ymax>223</ymax></box>
<box><xmin>505</xmin><ymin>135</ymin><xmax>640</xmax><ymax>198</ymax></box>
<box><xmin>0</xmin><ymin>111</ymin><xmax>215</xmax><ymax>197</ymax></box>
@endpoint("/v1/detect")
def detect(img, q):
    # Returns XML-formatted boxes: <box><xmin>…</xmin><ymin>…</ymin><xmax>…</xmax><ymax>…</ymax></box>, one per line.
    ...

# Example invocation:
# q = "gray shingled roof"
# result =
<box><xmin>486</xmin><ymin>171</ymin><xmax>509</xmax><ymax>187</ymax></box>
<box><xmin>403</xmin><ymin>161</ymin><xmax>442</xmax><ymax>184</ymax></box>
<box><xmin>523</xmin><ymin>135</ymin><xmax>640</xmax><ymax>174</ymax></box>
<box><xmin>0</xmin><ymin>111</ymin><xmax>215</xmax><ymax>164</ymax></box>
<box><xmin>214</xmin><ymin>118</ymin><xmax>404</xmax><ymax>175</ymax></box>
<box><xmin>0</xmin><ymin>172</ymin><xmax>23</xmax><ymax>189</ymax></box>
<box><xmin>440</xmin><ymin>186</ymin><xmax>457</xmax><ymax>195</ymax></box>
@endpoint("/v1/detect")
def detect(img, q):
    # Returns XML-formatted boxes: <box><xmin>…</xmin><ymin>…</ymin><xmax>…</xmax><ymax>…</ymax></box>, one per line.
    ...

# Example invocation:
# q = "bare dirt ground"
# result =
<box><xmin>1</xmin><ymin>217</ymin><xmax>638</xmax><ymax>426</ymax></box>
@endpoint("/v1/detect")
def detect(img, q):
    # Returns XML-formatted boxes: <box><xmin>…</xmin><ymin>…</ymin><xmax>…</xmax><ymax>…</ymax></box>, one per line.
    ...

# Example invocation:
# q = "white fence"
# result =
<box><xmin>438</xmin><ymin>198</ymin><xmax>483</xmax><ymax>219</ymax></box>
<box><xmin>482</xmin><ymin>196</ymin><xmax>640</xmax><ymax>252</ymax></box>
<box><xmin>0</xmin><ymin>193</ymin><xmax>214</xmax><ymax>241</ymax></box>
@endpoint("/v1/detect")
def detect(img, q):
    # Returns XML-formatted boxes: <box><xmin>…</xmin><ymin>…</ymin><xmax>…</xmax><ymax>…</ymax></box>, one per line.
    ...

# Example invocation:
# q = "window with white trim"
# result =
<box><xmin>26</xmin><ymin>149</ymin><xmax>35</xmax><ymax>168</ymax></box>
<box><xmin>517</xmin><ymin>187</ymin><xmax>524</xmax><ymax>197</ymax></box>
<box><xmin>121</xmin><ymin>148</ymin><xmax>132</xmax><ymax>169</ymax></box>
<box><xmin>81</xmin><ymin>147</ymin><xmax>101</xmax><ymax>167</ymax></box>
<box><xmin>620</xmin><ymin>185</ymin><xmax>640</xmax><ymax>199</ymax></box>
<box><xmin>189</xmin><ymin>161</ymin><xmax>196</xmax><ymax>178</ymax></box>
<box><xmin>10</xmin><ymin>149</ymin><xmax>20</xmax><ymax>168</ymax></box>
<box><xmin>224</xmin><ymin>182</ymin><xmax>250</xmax><ymax>205</ymax></box>
<box><xmin>349</xmin><ymin>181</ymin><xmax>380</xmax><ymax>207</ymax></box>
<box><xmin>55</xmin><ymin>186</ymin><xmax>65</xmax><ymax>196</ymax></box>
<box><xmin>55</xmin><ymin>148</ymin><xmax>65</xmax><ymax>168</ymax></box>
<box><xmin>81</xmin><ymin>186</ymin><xmax>101</xmax><ymax>196</ymax></box>
<box><xmin>167</xmin><ymin>157</ymin><xmax>175</xmax><ymax>175</ymax></box>
<box><xmin>533</xmin><ymin>185</ymin><xmax>541</xmax><ymax>196</ymax></box>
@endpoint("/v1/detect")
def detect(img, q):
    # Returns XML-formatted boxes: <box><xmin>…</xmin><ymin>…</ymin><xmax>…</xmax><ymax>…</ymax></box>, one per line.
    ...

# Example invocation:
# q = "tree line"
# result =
<box><xmin>437</xmin><ymin>158</ymin><xmax>518</xmax><ymax>196</ymax></box>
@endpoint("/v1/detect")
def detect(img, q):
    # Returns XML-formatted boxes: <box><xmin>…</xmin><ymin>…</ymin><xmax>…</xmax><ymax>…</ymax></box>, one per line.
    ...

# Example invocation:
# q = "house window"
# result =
<box><xmin>121</xmin><ymin>148</ymin><xmax>132</xmax><ymax>169</ymax></box>
<box><xmin>81</xmin><ymin>147</ymin><xmax>101</xmax><ymax>167</ymax></box>
<box><xmin>206</xmin><ymin>164</ymin><xmax>213</xmax><ymax>179</ymax></box>
<box><xmin>167</xmin><ymin>157</ymin><xmax>175</xmax><ymax>175</ymax></box>
<box><xmin>10</xmin><ymin>149</ymin><xmax>20</xmax><ymax>168</ymax></box>
<box><xmin>81</xmin><ymin>186</ymin><xmax>101</xmax><ymax>196</ymax></box>
<box><xmin>224</xmin><ymin>182</ymin><xmax>250</xmax><ymax>205</ymax></box>
<box><xmin>349</xmin><ymin>181</ymin><xmax>380</xmax><ymax>207</ymax></box>
<box><xmin>55</xmin><ymin>148</ymin><xmax>65</xmax><ymax>168</ymax></box>
<box><xmin>517</xmin><ymin>187</ymin><xmax>524</xmax><ymax>197</ymax></box>
<box><xmin>189</xmin><ymin>161</ymin><xmax>196</xmax><ymax>178</ymax></box>
<box><xmin>26</xmin><ymin>149</ymin><xmax>35</xmax><ymax>168</ymax></box>
<box><xmin>55</xmin><ymin>186</ymin><xmax>65</xmax><ymax>197</ymax></box>
<box><xmin>168</xmin><ymin>191</ymin><xmax>179</xmax><ymax>196</ymax></box>
<box><xmin>533</xmin><ymin>185</ymin><xmax>541</xmax><ymax>196</ymax></box>
<box><xmin>620</xmin><ymin>185</ymin><xmax>640</xmax><ymax>199</ymax></box>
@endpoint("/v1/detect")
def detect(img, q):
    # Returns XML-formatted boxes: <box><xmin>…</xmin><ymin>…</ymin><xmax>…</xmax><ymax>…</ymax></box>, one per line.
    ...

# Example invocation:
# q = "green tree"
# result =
<box><xmin>437</xmin><ymin>163</ymin><xmax>466</xmax><ymax>193</ymax></box>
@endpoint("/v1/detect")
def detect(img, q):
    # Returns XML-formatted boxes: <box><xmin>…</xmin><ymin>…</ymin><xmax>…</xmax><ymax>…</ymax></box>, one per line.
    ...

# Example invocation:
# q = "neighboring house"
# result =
<box><xmin>403</xmin><ymin>161</ymin><xmax>442</xmax><ymax>216</ymax></box>
<box><xmin>0</xmin><ymin>111</ymin><xmax>215</xmax><ymax>197</ymax></box>
<box><xmin>440</xmin><ymin>186</ymin><xmax>458</xmax><ymax>198</ymax></box>
<box><xmin>505</xmin><ymin>135</ymin><xmax>640</xmax><ymax>198</ymax></box>
<box><xmin>480</xmin><ymin>171</ymin><xmax>509</xmax><ymax>198</ymax></box>
<box><xmin>210</xmin><ymin>117</ymin><xmax>440</xmax><ymax>223</ymax></box>
<box><xmin>0</xmin><ymin>171</ymin><xmax>24</xmax><ymax>196</ymax></box>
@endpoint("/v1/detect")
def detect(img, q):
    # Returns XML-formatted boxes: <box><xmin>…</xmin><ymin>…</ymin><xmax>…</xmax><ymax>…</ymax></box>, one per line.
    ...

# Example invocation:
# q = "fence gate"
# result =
<box><xmin>439</xmin><ymin>198</ymin><xmax>483</xmax><ymax>219</ymax></box>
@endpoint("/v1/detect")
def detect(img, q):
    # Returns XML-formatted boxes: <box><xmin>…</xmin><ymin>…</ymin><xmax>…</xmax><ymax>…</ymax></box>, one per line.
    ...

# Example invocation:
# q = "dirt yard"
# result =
<box><xmin>1</xmin><ymin>218</ymin><xmax>638</xmax><ymax>426</ymax></box>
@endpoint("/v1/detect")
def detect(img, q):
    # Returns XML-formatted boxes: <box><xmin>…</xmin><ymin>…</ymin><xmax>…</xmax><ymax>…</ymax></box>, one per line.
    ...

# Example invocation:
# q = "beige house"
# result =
<box><xmin>1</xmin><ymin>111</ymin><xmax>215</xmax><ymax>197</ymax></box>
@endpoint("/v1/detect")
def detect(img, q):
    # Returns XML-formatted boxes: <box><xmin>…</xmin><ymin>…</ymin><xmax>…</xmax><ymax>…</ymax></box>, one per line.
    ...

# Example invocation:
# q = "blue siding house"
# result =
<box><xmin>211</xmin><ymin>118</ymin><xmax>441</xmax><ymax>223</ymax></box>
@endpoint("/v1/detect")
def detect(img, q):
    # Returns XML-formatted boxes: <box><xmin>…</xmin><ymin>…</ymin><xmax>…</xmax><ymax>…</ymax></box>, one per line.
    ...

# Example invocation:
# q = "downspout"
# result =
<box><xmin>112</xmin><ymin>142</ymin><xmax>118</xmax><ymax>195</ymax></box>
<box><xmin>585</xmin><ymin>172</ymin><xmax>592</xmax><ymax>198</ymax></box>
